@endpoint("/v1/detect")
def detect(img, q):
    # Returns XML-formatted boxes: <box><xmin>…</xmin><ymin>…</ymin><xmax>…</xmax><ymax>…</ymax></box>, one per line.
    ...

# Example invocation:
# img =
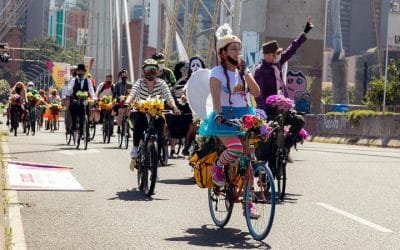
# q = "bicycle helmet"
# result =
<box><xmin>142</xmin><ymin>59</ymin><xmax>159</xmax><ymax>70</ymax></box>
<box><xmin>152</xmin><ymin>53</ymin><xmax>166</xmax><ymax>64</ymax></box>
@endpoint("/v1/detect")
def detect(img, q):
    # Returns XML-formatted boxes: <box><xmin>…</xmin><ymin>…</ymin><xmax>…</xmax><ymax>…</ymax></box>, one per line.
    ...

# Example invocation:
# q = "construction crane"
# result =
<box><xmin>0</xmin><ymin>0</ymin><xmax>32</xmax><ymax>41</ymax></box>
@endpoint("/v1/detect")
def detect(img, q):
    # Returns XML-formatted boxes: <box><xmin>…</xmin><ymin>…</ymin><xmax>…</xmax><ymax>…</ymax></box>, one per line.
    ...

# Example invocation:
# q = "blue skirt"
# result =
<box><xmin>198</xmin><ymin>106</ymin><xmax>255</xmax><ymax>136</ymax></box>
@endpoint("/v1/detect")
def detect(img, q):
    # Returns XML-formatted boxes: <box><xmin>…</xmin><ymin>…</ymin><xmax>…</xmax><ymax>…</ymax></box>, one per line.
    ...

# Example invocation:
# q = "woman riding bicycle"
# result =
<box><xmin>198</xmin><ymin>28</ymin><xmax>260</xmax><ymax>187</ymax></box>
<box><xmin>124</xmin><ymin>59</ymin><xmax>181</xmax><ymax>171</ymax></box>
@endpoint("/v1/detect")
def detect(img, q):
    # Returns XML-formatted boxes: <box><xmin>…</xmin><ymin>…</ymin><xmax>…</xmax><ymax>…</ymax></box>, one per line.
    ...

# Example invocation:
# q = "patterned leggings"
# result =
<box><xmin>216</xmin><ymin>137</ymin><xmax>243</xmax><ymax>168</ymax></box>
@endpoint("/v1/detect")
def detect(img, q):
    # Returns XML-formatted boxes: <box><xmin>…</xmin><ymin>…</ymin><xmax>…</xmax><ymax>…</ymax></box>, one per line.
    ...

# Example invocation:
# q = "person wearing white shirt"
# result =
<box><xmin>68</xmin><ymin>64</ymin><xmax>96</xmax><ymax>137</ymax></box>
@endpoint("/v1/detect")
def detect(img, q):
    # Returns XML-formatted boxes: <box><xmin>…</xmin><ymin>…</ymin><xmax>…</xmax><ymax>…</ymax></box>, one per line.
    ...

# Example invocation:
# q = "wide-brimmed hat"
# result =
<box><xmin>77</xmin><ymin>64</ymin><xmax>86</xmax><ymax>71</ymax></box>
<box><xmin>262</xmin><ymin>40</ymin><xmax>283</xmax><ymax>54</ymax></box>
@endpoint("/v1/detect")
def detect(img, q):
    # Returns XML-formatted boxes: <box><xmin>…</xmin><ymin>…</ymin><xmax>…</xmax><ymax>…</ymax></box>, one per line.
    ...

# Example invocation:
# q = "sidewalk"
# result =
<box><xmin>309</xmin><ymin>136</ymin><xmax>400</xmax><ymax>148</ymax></box>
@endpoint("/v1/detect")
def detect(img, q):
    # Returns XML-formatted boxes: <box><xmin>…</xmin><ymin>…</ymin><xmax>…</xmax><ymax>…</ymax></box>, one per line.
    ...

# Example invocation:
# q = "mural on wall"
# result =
<box><xmin>286</xmin><ymin>70</ymin><xmax>311</xmax><ymax>113</ymax></box>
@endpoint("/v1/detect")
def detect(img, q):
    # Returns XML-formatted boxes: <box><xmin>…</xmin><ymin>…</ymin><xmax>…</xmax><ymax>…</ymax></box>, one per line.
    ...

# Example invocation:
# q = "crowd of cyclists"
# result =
<box><xmin>4</xmin><ymin>18</ymin><xmax>314</xmax><ymax>240</ymax></box>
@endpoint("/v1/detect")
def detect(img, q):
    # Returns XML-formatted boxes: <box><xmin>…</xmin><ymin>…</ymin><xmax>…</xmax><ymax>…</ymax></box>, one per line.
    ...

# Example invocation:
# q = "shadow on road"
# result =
<box><xmin>165</xmin><ymin>225</ymin><xmax>271</xmax><ymax>249</ymax></box>
<box><xmin>158</xmin><ymin>177</ymin><xmax>195</xmax><ymax>186</ymax></box>
<box><xmin>276</xmin><ymin>192</ymin><xmax>302</xmax><ymax>205</ymax></box>
<box><xmin>108</xmin><ymin>189</ymin><xmax>168</xmax><ymax>202</ymax></box>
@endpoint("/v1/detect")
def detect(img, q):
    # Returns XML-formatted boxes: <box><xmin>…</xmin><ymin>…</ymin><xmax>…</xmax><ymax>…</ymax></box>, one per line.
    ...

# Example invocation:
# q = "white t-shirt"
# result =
<box><xmin>210</xmin><ymin>65</ymin><xmax>248</xmax><ymax>107</ymax></box>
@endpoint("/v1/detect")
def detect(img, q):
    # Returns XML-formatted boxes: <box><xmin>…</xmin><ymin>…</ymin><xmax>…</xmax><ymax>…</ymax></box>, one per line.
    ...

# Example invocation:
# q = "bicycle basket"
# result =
<box><xmin>191</xmin><ymin>151</ymin><xmax>217</xmax><ymax>188</ymax></box>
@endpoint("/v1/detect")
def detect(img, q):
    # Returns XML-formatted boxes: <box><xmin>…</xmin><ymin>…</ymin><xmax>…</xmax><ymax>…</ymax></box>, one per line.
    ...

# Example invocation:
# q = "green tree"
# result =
<box><xmin>0</xmin><ymin>79</ymin><xmax>10</xmax><ymax>102</ymax></box>
<box><xmin>15</xmin><ymin>70</ymin><xmax>27</xmax><ymax>82</ymax></box>
<box><xmin>365</xmin><ymin>62</ymin><xmax>400</xmax><ymax>110</ymax></box>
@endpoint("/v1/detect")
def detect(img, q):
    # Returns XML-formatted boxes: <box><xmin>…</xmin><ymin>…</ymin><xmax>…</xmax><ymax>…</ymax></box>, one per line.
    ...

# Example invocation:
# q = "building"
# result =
<box><xmin>325</xmin><ymin>0</ymin><xmax>391</xmax><ymax>56</ymax></box>
<box><xmin>66</xmin><ymin>9</ymin><xmax>88</xmax><ymax>45</ymax></box>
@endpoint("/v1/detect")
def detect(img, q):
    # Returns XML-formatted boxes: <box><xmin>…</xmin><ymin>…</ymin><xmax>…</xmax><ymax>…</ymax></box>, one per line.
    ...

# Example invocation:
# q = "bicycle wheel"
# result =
<box><xmin>159</xmin><ymin>138</ymin><xmax>169</xmax><ymax>166</ymax></box>
<box><xmin>137</xmin><ymin>142</ymin><xmax>145</xmax><ymax>191</ymax></box>
<box><xmin>124</xmin><ymin>120</ymin><xmax>129</xmax><ymax>149</ymax></box>
<box><xmin>102</xmin><ymin>121</ymin><xmax>107</xmax><ymax>144</ymax></box>
<box><xmin>118</xmin><ymin>123</ymin><xmax>124</xmax><ymax>148</ymax></box>
<box><xmin>25</xmin><ymin>120</ymin><xmax>30</xmax><ymax>135</ymax></box>
<box><xmin>208</xmin><ymin>186</ymin><xmax>234</xmax><ymax>228</ymax></box>
<box><xmin>244</xmin><ymin>163</ymin><xmax>276</xmax><ymax>241</ymax></box>
<box><xmin>275</xmin><ymin>148</ymin><xmax>287</xmax><ymax>201</ymax></box>
<box><xmin>30</xmin><ymin>111</ymin><xmax>36</xmax><ymax>136</ymax></box>
<box><xmin>90</xmin><ymin>122</ymin><xmax>96</xmax><ymax>140</ymax></box>
<box><xmin>143</xmin><ymin>140</ymin><xmax>158</xmax><ymax>197</ymax></box>
<box><xmin>84</xmin><ymin>118</ymin><xmax>89</xmax><ymax>150</ymax></box>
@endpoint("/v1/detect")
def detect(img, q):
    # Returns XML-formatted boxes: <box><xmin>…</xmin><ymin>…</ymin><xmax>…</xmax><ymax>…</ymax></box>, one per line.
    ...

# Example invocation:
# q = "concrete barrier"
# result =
<box><xmin>304</xmin><ymin>114</ymin><xmax>400</xmax><ymax>147</ymax></box>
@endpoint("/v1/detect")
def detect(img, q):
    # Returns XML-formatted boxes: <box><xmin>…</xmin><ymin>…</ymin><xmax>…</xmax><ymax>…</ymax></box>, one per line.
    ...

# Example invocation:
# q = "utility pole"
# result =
<box><xmin>232</xmin><ymin>0</ymin><xmax>241</xmax><ymax>35</ymax></box>
<box><xmin>138</xmin><ymin>0</ymin><xmax>146</xmax><ymax>78</ymax></box>
<box><xmin>122</xmin><ymin>0</ymin><xmax>134</xmax><ymax>81</ymax></box>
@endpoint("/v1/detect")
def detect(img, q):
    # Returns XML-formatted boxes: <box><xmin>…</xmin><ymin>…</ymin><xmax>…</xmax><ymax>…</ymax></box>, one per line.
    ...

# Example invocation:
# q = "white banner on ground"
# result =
<box><xmin>7</xmin><ymin>161</ymin><xmax>84</xmax><ymax>191</ymax></box>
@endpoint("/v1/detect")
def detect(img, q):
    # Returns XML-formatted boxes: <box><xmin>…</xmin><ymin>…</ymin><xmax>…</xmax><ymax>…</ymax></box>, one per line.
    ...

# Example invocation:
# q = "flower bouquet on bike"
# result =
<box><xmin>99</xmin><ymin>95</ymin><xmax>114</xmax><ymax>111</ymax></box>
<box><xmin>27</xmin><ymin>92</ymin><xmax>40</xmax><ymax>108</ymax></box>
<box><xmin>75</xmin><ymin>90</ymin><xmax>89</xmax><ymax>105</ymax></box>
<box><xmin>135</xmin><ymin>95</ymin><xmax>165</xmax><ymax>117</ymax></box>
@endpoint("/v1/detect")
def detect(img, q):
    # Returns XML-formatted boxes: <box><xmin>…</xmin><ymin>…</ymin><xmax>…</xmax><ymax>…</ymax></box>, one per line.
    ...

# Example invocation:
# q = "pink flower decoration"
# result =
<box><xmin>298</xmin><ymin>128</ymin><xmax>310</xmax><ymax>140</ymax></box>
<box><xmin>265</xmin><ymin>94</ymin><xmax>294</xmax><ymax>111</ymax></box>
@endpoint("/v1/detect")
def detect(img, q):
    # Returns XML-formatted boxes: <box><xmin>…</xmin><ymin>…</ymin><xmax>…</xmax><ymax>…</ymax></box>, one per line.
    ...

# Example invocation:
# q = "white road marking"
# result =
<box><xmin>316</xmin><ymin>202</ymin><xmax>393</xmax><ymax>233</ymax></box>
<box><xmin>58</xmin><ymin>148</ymin><xmax>100</xmax><ymax>155</ymax></box>
<box><xmin>2</xmin><ymin>139</ymin><xmax>27</xmax><ymax>250</ymax></box>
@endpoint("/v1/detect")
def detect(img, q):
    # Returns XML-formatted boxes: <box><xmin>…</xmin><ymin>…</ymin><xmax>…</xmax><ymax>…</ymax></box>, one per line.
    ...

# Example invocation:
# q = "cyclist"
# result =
<box><xmin>124</xmin><ymin>58</ymin><xmax>181</xmax><ymax>171</ymax></box>
<box><xmin>65</xmin><ymin>64</ymin><xmax>96</xmax><ymax>136</ymax></box>
<box><xmin>181</xmin><ymin>56</ymin><xmax>207</xmax><ymax>156</ymax></box>
<box><xmin>7</xmin><ymin>82</ymin><xmax>27</xmax><ymax>130</ymax></box>
<box><xmin>198</xmin><ymin>31</ymin><xmax>260</xmax><ymax>187</ymax></box>
<box><xmin>152</xmin><ymin>52</ymin><xmax>176</xmax><ymax>88</ymax></box>
<box><xmin>96</xmin><ymin>74</ymin><xmax>114</xmax><ymax>128</ymax></box>
<box><xmin>26</xmin><ymin>81</ymin><xmax>39</xmax><ymax>95</ymax></box>
<box><xmin>255</xmin><ymin>18</ymin><xmax>313</xmax><ymax>155</ymax></box>
<box><xmin>113</xmin><ymin>69</ymin><xmax>133</xmax><ymax>134</ymax></box>
<box><xmin>44</xmin><ymin>88</ymin><xmax>61</xmax><ymax>130</ymax></box>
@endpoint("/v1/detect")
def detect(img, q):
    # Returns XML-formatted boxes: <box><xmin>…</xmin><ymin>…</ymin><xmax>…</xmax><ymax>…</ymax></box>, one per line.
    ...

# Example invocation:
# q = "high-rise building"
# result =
<box><xmin>326</xmin><ymin>0</ymin><xmax>391</xmax><ymax>56</ymax></box>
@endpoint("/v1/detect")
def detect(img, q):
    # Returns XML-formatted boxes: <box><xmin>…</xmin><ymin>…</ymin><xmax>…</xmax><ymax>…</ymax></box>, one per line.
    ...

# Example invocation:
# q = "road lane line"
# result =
<box><xmin>58</xmin><ymin>149</ymin><xmax>100</xmax><ymax>155</ymax></box>
<box><xmin>316</xmin><ymin>202</ymin><xmax>393</xmax><ymax>233</ymax></box>
<box><xmin>2</xmin><ymin>138</ymin><xmax>27</xmax><ymax>250</ymax></box>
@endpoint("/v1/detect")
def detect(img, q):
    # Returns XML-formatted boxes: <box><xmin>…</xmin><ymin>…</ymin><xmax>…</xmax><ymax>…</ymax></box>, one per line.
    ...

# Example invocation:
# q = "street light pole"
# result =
<box><xmin>383</xmin><ymin>8</ymin><xmax>391</xmax><ymax>113</ymax></box>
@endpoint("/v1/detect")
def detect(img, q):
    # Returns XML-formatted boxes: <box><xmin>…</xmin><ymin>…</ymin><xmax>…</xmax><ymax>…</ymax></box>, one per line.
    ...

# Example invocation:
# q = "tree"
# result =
<box><xmin>0</xmin><ymin>79</ymin><xmax>10</xmax><ymax>102</ymax></box>
<box><xmin>365</xmin><ymin>62</ymin><xmax>400</xmax><ymax>110</ymax></box>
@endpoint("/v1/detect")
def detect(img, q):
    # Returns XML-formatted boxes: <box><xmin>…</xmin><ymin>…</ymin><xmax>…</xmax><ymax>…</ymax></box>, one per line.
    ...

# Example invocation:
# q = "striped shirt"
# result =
<box><xmin>129</xmin><ymin>78</ymin><xmax>174</xmax><ymax>103</ymax></box>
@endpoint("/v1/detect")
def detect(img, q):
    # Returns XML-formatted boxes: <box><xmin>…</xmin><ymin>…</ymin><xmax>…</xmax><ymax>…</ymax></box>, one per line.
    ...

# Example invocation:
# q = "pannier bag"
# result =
<box><xmin>190</xmin><ymin>151</ymin><xmax>218</xmax><ymax>188</ymax></box>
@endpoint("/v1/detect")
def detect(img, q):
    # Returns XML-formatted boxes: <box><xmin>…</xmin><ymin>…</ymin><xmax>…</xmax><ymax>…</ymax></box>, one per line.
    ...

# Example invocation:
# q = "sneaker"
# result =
<box><xmin>129</xmin><ymin>158</ymin><xmax>137</xmax><ymax>171</ymax></box>
<box><xmin>211</xmin><ymin>164</ymin><xmax>225</xmax><ymax>187</ymax></box>
<box><xmin>181</xmin><ymin>146</ymin><xmax>190</xmax><ymax>156</ymax></box>
<box><xmin>248</xmin><ymin>202</ymin><xmax>260</xmax><ymax>219</ymax></box>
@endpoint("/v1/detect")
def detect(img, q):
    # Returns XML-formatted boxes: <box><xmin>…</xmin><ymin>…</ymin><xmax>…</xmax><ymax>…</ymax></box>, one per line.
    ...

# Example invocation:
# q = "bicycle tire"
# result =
<box><xmin>208</xmin><ymin>186</ymin><xmax>234</xmax><ymax>228</ymax></box>
<box><xmin>245</xmin><ymin>164</ymin><xmax>276</xmax><ymax>241</ymax></box>
<box><xmin>90</xmin><ymin>122</ymin><xmax>96</xmax><ymax>140</ymax></box>
<box><xmin>118</xmin><ymin>123</ymin><xmax>124</xmax><ymax>148</ymax></box>
<box><xmin>137</xmin><ymin>142</ymin><xmax>145</xmax><ymax>191</ymax></box>
<box><xmin>159</xmin><ymin>140</ymin><xmax>169</xmax><ymax>166</ymax></box>
<box><xmin>84</xmin><ymin>119</ymin><xmax>89</xmax><ymax>150</ymax></box>
<box><xmin>124</xmin><ymin>120</ymin><xmax>129</xmax><ymax>149</ymax></box>
<box><xmin>144</xmin><ymin>140</ymin><xmax>158</xmax><ymax>197</ymax></box>
<box><xmin>275</xmin><ymin>148</ymin><xmax>287</xmax><ymax>201</ymax></box>
<box><xmin>25</xmin><ymin>121</ymin><xmax>30</xmax><ymax>135</ymax></box>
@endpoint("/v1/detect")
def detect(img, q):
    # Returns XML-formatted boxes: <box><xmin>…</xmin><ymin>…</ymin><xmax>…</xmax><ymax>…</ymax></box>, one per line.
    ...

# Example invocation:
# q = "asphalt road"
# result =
<box><xmin>3</xmin><ymin>121</ymin><xmax>400</xmax><ymax>249</ymax></box>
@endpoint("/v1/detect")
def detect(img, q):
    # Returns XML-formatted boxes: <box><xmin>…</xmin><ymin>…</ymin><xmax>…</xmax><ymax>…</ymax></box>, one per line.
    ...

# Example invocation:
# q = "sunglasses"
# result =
<box><xmin>143</xmin><ymin>67</ymin><xmax>158</xmax><ymax>73</ymax></box>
